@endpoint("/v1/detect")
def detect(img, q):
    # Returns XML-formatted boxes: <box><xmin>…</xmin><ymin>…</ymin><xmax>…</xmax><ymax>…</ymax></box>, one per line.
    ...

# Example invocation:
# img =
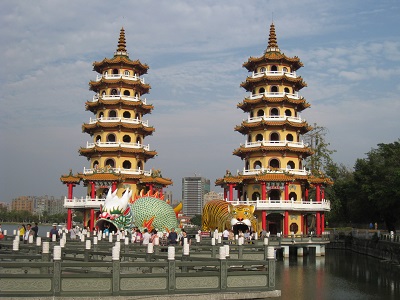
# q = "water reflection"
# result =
<box><xmin>276</xmin><ymin>249</ymin><xmax>400</xmax><ymax>300</ymax></box>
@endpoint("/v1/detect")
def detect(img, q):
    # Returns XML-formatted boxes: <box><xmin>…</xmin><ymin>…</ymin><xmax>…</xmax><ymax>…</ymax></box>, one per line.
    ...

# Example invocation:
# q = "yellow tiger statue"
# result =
<box><xmin>202</xmin><ymin>199</ymin><xmax>257</xmax><ymax>232</ymax></box>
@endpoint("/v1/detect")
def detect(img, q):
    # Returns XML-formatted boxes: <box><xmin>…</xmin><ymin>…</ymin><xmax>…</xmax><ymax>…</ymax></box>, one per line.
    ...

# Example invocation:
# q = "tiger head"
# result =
<box><xmin>228</xmin><ymin>204</ymin><xmax>255</xmax><ymax>229</ymax></box>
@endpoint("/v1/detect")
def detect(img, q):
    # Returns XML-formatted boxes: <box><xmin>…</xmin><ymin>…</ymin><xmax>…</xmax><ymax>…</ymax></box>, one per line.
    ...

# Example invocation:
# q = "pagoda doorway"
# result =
<box><xmin>267</xmin><ymin>213</ymin><xmax>282</xmax><ymax>235</ymax></box>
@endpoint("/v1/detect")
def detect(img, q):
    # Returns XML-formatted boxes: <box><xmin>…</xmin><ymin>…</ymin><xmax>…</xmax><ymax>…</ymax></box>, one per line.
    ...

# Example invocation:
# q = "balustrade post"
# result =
<box><xmin>112</xmin><ymin>246</ymin><xmax>120</xmax><ymax>295</ymax></box>
<box><xmin>53</xmin><ymin>246</ymin><xmax>62</xmax><ymax>295</ymax></box>
<box><xmin>167</xmin><ymin>255</ymin><xmax>176</xmax><ymax>293</ymax></box>
<box><xmin>219</xmin><ymin>259</ymin><xmax>227</xmax><ymax>291</ymax></box>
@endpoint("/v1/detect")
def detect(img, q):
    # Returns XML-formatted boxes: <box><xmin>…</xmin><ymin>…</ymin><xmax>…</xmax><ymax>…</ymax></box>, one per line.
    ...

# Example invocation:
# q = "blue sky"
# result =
<box><xmin>1</xmin><ymin>0</ymin><xmax>399</xmax><ymax>203</ymax></box>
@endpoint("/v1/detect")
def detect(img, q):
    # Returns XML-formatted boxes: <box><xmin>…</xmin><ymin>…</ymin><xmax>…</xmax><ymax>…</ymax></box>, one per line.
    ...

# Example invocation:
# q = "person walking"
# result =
<box><xmin>167</xmin><ymin>228</ymin><xmax>178</xmax><ymax>245</ymax></box>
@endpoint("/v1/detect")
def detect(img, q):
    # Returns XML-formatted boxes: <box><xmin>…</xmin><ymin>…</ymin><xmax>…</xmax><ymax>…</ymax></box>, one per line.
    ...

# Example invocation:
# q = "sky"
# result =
<box><xmin>1</xmin><ymin>0</ymin><xmax>399</xmax><ymax>203</ymax></box>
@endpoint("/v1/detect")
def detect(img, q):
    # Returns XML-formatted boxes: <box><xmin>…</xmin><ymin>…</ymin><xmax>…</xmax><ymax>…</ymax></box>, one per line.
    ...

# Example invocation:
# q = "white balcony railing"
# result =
<box><xmin>85</xmin><ymin>141</ymin><xmax>150</xmax><ymax>151</ymax></box>
<box><xmin>243</xmin><ymin>140</ymin><xmax>306</xmax><ymax>148</ymax></box>
<box><xmin>95</xmin><ymin>74</ymin><xmax>145</xmax><ymax>84</ymax></box>
<box><xmin>248</xmin><ymin>92</ymin><xmax>300</xmax><ymax>100</ymax></box>
<box><xmin>227</xmin><ymin>198</ymin><xmax>330</xmax><ymax>212</ymax></box>
<box><xmin>242</xmin><ymin>167</ymin><xmax>310</xmax><ymax>176</ymax></box>
<box><xmin>90</xmin><ymin>94</ymin><xmax>147</xmax><ymax>104</ymax></box>
<box><xmin>245</xmin><ymin>115</ymin><xmax>304</xmax><ymax>123</ymax></box>
<box><xmin>83</xmin><ymin>167</ymin><xmax>152</xmax><ymax>176</ymax></box>
<box><xmin>251</xmin><ymin>70</ymin><xmax>297</xmax><ymax>78</ymax></box>
<box><xmin>88</xmin><ymin>117</ymin><xmax>149</xmax><ymax>127</ymax></box>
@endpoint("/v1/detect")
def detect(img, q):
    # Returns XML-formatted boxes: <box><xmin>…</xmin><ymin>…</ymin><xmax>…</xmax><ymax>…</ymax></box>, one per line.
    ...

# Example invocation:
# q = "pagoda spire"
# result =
<box><xmin>115</xmin><ymin>27</ymin><xmax>128</xmax><ymax>56</ymax></box>
<box><xmin>265</xmin><ymin>23</ymin><xmax>280</xmax><ymax>53</ymax></box>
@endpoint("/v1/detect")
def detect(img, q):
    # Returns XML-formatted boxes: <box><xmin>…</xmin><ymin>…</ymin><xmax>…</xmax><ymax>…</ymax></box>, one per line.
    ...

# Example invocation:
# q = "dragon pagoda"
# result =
<box><xmin>61</xmin><ymin>28</ymin><xmax>173</xmax><ymax>231</ymax></box>
<box><xmin>215</xmin><ymin>23</ymin><xmax>332</xmax><ymax>236</ymax></box>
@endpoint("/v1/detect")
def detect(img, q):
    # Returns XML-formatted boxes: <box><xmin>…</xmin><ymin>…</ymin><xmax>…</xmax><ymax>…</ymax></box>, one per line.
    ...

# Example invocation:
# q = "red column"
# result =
<box><xmin>91</xmin><ymin>182</ymin><xmax>96</xmax><ymax>198</ymax></box>
<box><xmin>284</xmin><ymin>182</ymin><xmax>289</xmax><ymax>200</ymax></box>
<box><xmin>301</xmin><ymin>214</ymin><xmax>304</xmax><ymax>235</ymax></box>
<box><xmin>261</xmin><ymin>182</ymin><xmax>266</xmax><ymax>200</ymax></box>
<box><xmin>67</xmin><ymin>208</ymin><xmax>73</xmax><ymax>230</ymax></box>
<box><xmin>321</xmin><ymin>187</ymin><xmax>325</xmax><ymax>200</ymax></box>
<box><xmin>304</xmin><ymin>215</ymin><xmax>308</xmax><ymax>235</ymax></box>
<box><xmin>229</xmin><ymin>184</ymin><xmax>235</xmax><ymax>201</ymax></box>
<box><xmin>262</xmin><ymin>211</ymin><xmax>267</xmax><ymax>231</ymax></box>
<box><xmin>316</xmin><ymin>184</ymin><xmax>321</xmax><ymax>202</ymax></box>
<box><xmin>284</xmin><ymin>211</ymin><xmax>289</xmax><ymax>235</ymax></box>
<box><xmin>90</xmin><ymin>209</ymin><xmax>95</xmax><ymax>231</ymax></box>
<box><xmin>316</xmin><ymin>212</ymin><xmax>321</xmax><ymax>236</ymax></box>
<box><xmin>321</xmin><ymin>213</ymin><xmax>325</xmax><ymax>233</ymax></box>
<box><xmin>67</xmin><ymin>183</ymin><xmax>74</xmax><ymax>199</ymax></box>
<box><xmin>305</xmin><ymin>188</ymin><xmax>309</xmax><ymax>201</ymax></box>
<box><xmin>223</xmin><ymin>188</ymin><xmax>227</xmax><ymax>200</ymax></box>
<box><xmin>112</xmin><ymin>181</ymin><xmax>117</xmax><ymax>192</ymax></box>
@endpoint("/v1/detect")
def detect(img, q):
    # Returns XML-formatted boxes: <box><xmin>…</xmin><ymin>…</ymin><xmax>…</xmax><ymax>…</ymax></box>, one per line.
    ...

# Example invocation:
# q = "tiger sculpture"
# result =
<box><xmin>202</xmin><ymin>199</ymin><xmax>257</xmax><ymax>233</ymax></box>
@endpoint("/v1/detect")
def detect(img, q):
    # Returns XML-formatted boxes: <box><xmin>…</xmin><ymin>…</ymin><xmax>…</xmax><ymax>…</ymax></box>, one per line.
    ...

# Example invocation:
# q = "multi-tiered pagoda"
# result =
<box><xmin>216</xmin><ymin>23</ymin><xmax>331</xmax><ymax>236</ymax></box>
<box><xmin>61</xmin><ymin>28</ymin><xmax>172</xmax><ymax>230</ymax></box>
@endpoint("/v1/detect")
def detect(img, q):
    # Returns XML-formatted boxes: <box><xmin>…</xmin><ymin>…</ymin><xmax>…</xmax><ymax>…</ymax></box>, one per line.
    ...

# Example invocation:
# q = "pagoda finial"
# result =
<box><xmin>115</xmin><ymin>27</ymin><xmax>128</xmax><ymax>56</ymax></box>
<box><xmin>265</xmin><ymin>23</ymin><xmax>280</xmax><ymax>53</ymax></box>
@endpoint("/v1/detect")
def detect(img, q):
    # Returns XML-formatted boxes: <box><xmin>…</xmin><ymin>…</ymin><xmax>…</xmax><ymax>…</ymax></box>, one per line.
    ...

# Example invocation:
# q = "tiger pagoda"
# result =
<box><xmin>60</xmin><ymin>28</ymin><xmax>173</xmax><ymax>231</ymax></box>
<box><xmin>215</xmin><ymin>23</ymin><xmax>332</xmax><ymax>236</ymax></box>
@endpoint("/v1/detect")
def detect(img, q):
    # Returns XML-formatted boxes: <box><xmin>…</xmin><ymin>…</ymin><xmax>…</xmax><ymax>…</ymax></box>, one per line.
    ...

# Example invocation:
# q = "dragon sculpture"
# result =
<box><xmin>96</xmin><ymin>188</ymin><xmax>182</xmax><ymax>232</ymax></box>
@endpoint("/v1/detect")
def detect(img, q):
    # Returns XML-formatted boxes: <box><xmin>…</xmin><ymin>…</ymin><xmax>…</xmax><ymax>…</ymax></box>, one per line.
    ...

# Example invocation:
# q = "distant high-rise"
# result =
<box><xmin>182</xmin><ymin>177</ymin><xmax>210</xmax><ymax>216</ymax></box>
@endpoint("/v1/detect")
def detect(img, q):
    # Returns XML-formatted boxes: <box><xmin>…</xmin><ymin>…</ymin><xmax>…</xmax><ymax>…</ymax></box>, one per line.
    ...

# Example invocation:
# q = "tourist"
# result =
<box><xmin>24</xmin><ymin>224</ymin><xmax>32</xmax><ymax>244</ymax></box>
<box><xmin>19</xmin><ymin>224</ymin><xmax>26</xmax><ymax>241</ymax></box>
<box><xmin>142</xmin><ymin>228</ymin><xmax>151</xmax><ymax>246</ymax></box>
<box><xmin>135</xmin><ymin>229</ymin><xmax>142</xmax><ymax>244</ymax></box>
<box><xmin>222</xmin><ymin>228</ymin><xmax>229</xmax><ymax>241</ymax></box>
<box><xmin>160</xmin><ymin>232</ymin><xmax>168</xmax><ymax>247</ymax></box>
<box><xmin>167</xmin><ymin>228</ymin><xmax>178</xmax><ymax>245</ymax></box>
<box><xmin>179</xmin><ymin>230</ymin><xmax>191</xmax><ymax>246</ymax></box>
<box><xmin>50</xmin><ymin>223</ymin><xmax>60</xmax><ymax>240</ymax></box>
<box><xmin>228</xmin><ymin>229</ymin><xmax>234</xmax><ymax>243</ymax></box>
<box><xmin>31</xmin><ymin>222</ymin><xmax>39</xmax><ymax>238</ymax></box>
<box><xmin>150</xmin><ymin>229</ymin><xmax>158</xmax><ymax>244</ymax></box>
<box><xmin>70</xmin><ymin>225</ymin><xmax>77</xmax><ymax>240</ymax></box>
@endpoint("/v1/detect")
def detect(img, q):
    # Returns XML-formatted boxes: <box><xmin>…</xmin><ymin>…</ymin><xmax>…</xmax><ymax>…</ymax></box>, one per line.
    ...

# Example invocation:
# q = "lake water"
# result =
<box><xmin>1</xmin><ymin>223</ymin><xmax>399</xmax><ymax>299</ymax></box>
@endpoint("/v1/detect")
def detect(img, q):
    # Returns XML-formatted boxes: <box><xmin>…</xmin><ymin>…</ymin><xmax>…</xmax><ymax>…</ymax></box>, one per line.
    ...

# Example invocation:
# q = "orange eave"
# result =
<box><xmin>93</xmin><ymin>57</ymin><xmax>149</xmax><ymax>75</ymax></box>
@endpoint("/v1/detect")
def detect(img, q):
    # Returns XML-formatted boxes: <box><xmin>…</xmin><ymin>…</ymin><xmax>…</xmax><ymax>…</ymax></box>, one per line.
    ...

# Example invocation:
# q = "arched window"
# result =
<box><xmin>104</xmin><ymin>71</ymin><xmax>108</xmax><ymax>76</ymax></box>
<box><xmin>285</xmin><ymin>109</ymin><xmax>292</xmax><ymax>116</ymax></box>
<box><xmin>107</xmin><ymin>134</ymin><xmax>116</xmax><ymax>143</ymax></box>
<box><xmin>101</xmin><ymin>91</ymin><xmax>106</xmax><ymax>96</ymax></box>
<box><xmin>95</xmin><ymin>135</ymin><xmax>101</xmax><ymax>143</ymax></box>
<box><xmin>252</xmin><ymin>192</ymin><xmax>260</xmax><ymax>201</ymax></box>
<box><xmin>260</xmin><ymin>67</ymin><xmax>266</xmax><ymax>73</ymax></box>
<box><xmin>124</xmin><ymin>70</ymin><xmax>130</xmax><ymax>76</ymax></box>
<box><xmin>137</xmin><ymin>161</ymin><xmax>143</xmax><ymax>170</ymax></box>
<box><xmin>257</xmin><ymin>109</ymin><xmax>264</xmax><ymax>117</ymax></box>
<box><xmin>289</xmin><ymin>192</ymin><xmax>297</xmax><ymax>201</ymax></box>
<box><xmin>105</xmin><ymin>158</ymin><xmax>115</xmax><ymax>168</ymax></box>
<box><xmin>270</xmin><ymin>86</ymin><xmax>278</xmax><ymax>93</ymax></box>
<box><xmin>287</xmin><ymin>161</ymin><xmax>295</xmax><ymax>169</ymax></box>
<box><xmin>123</xmin><ymin>160</ymin><xmax>131</xmax><ymax>169</ymax></box>
<box><xmin>284</xmin><ymin>87</ymin><xmax>290</xmax><ymax>93</ymax></box>
<box><xmin>92</xmin><ymin>160</ymin><xmax>99</xmax><ymax>169</ymax></box>
<box><xmin>259</xmin><ymin>87</ymin><xmax>265</xmax><ymax>94</ymax></box>
<box><xmin>253</xmin><ymin>161</ymin><xmax>262</xmax><ymax>169</ymax></box>
<box><xmin>109</xmin><ymin>110</ymin><xmax>117</xmax><ymax>118</ymax></box>
<box><xmin>98</xmin><ymin>112</ymin><xmax>104</xmax><ymax>118</ymax></box>
<box><xmin>269</xmin><ymin>190</ymin><xmax>280</xmax><ymax>200</ymax></box>
<box><xmin>283</xmin><ymin>67</ymin><xmax>288</xmax><ymax>73</ymax></box>
<box><xmin>123</xmin><ymin>90</ymin><xmax>130</xmax><ymax>96</ymax></box>
<box><xmin>270</xmin><ymin>108</ymin><xmax>279</xmax><ymax>116</ymax></box>
<box><xmin>269</xmin><ymin>159</ymin><xmax>280</xmax><ymax>169</ymax></box>
<box><xmin>112</xmin><ymin>69</ymin><xmax>118</xmax><ymax>75</ymax></box>
<box><xmin>123</xmin><ymin>111</ymin><xmax>131</xmax><ymax>118</ymax></box>
<box><xmin>135</xmin><ymin>113</ymin><xmax>141</xmax><ymax>120</ymax></box>
<box><xmin>123</xmin><ymin>135</ymin><xmax>131</xmax><ymax>143</ymax></box>
<box><xmin>270</xmin><ymin>132</ymin><xmax>279</xmax><ymax>141</ymax></box>
<box><xmin>111</xmin><ymin>89</ymin><xmax>118</xmax><ymax>95</ymax></box>
<box><xmin>256</xmin><ymin>134</ymin><xmax>263</xmax><ymax>141</ymax></box>
<box><xmin>290</xmin><ymin>222</ymin><xmax>298</xmax><ymax>234</ymax></box>
<box><xmin>271</xmin><ymin>65</ymin><xmax>278</xmax><ymax>72</ymax></box>
<box><xmin>286</xmin><ymin>134</ymin><xmax>294</xmax><ymax>141</ymax></box>
<box><xmin>136</xmin><ymin>137</ymin><xmax>142</xmax><ymax>144</ymax></box>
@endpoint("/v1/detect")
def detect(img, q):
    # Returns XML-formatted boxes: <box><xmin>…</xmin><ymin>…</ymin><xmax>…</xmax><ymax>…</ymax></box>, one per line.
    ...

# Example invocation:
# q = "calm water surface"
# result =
<box><xmin>276</xmin><ymin>249</ymin><xmax>400</xmax><ymax>300</ymax></box>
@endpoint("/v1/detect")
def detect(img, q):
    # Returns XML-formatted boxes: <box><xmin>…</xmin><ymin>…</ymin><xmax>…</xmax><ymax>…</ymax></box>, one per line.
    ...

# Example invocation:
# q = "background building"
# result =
<box><xmin>182</xmin><ymin>176</ymin><xmax>210</xmax><ymax>216</ymax></box>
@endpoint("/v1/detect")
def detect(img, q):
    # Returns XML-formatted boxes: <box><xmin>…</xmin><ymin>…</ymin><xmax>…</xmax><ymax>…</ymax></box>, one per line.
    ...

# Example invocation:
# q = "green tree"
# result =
<box><xmin>190</xmin><ymin>214</ymin><xmax>202</xmax><ymax>226</ymax></box>
<box><xmin>304</xmin><ymin>124</ymin><xmax>336</xmax><ymax>176</ymax></box>
<box><xmin>353</xmin><ymin>140</ymin><xmax>400</xmax><ymax>232</ymax></box>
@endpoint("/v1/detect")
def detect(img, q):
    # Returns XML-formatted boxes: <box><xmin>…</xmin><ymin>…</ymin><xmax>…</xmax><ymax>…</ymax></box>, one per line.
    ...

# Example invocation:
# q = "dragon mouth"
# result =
<box><xmin>95</xmin><ymin>218</ymin><xmax>119</xmax><ymax>233</ymax></box>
